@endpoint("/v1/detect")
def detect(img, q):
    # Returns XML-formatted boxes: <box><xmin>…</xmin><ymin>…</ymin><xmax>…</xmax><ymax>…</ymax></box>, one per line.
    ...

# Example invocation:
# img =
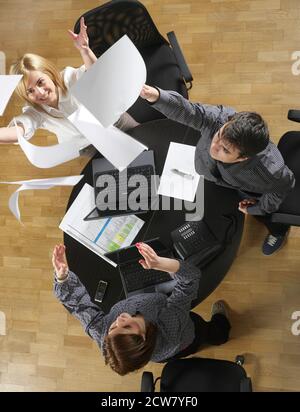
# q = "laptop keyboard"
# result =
<box><xmin>95</xmin><ymin>165</ymin><xmax>154</xmax><ymax>198</ymax></box>
<box><xmin>122</xmin><ymin>262</ymin><xmax>173</xmax><ymax>293</ymax></box>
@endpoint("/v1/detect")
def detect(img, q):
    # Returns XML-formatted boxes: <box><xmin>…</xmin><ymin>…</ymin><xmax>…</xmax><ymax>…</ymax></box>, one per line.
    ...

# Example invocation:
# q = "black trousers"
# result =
<box><xmin>164</xmin><ymin>311</ymin><xmax>231</xmax><ymax>362</ymax></box>
<box><xmin>238</xmin><ymin>191</ymin><xmax>290</xmax><ymax>237</ymax></box>
<box><xmin>254</xmin><ymin>215</ymin><xmax>290</xmax><ymax>237</ymax></box>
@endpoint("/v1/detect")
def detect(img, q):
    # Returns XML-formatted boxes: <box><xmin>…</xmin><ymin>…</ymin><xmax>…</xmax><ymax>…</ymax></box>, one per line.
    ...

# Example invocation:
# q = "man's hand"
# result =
<box><xmin>52</xmin><ymin>244</ymin><xmax>69</xmax><ymax>279</ymax></box>
<box><xmin>68</xmin><ymin>17</ymin><xmax>89</xmax><ymax>52</ymax></box>
<box><xmin>238</xmin><ymin>198</ymin><xmax>257</xmax><ymax>214</ymax></box>
<box><xmin>140</xmin><ymin>85</ymin><xmax>160</xmax><ymax>103</ymax></box>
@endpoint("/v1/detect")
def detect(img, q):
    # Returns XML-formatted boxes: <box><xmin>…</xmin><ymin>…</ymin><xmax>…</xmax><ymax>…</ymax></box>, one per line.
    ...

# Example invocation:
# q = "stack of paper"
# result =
<box><xmin>158</xmin><ymin>142</ymin><xmax>200</xmax><ymax>202</ymax></box>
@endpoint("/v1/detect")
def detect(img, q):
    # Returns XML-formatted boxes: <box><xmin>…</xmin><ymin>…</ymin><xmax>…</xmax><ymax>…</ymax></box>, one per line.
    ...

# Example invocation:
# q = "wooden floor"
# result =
<box><xmin>1</xmin><ymin>0</ymin><xmax>300</xmax><ymax>392</ymax></box>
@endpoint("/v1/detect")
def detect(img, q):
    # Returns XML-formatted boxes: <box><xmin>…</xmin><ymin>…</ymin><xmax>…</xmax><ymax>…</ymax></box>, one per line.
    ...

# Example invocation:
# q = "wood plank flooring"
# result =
<box><xmin>0</xmin><ymin>0</ymin><xmax>300</xmax><ymax>392</ymax></box>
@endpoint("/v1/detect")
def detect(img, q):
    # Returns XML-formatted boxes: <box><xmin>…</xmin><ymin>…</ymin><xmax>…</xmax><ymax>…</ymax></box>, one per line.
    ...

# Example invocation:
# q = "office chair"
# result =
<box><xmin>141</xmin><ymin>355</ymin><xmax>252</xmax><ymax>392</ymax></box>
<box><xmin>74</xmin><ymin>0</ymin><xmax>193</xmax><ymax>123</ymax></box>
<box><xmin>270</xmin><ymin>109</ymin><xmax>300</xmax><ymax>226</ymax></box>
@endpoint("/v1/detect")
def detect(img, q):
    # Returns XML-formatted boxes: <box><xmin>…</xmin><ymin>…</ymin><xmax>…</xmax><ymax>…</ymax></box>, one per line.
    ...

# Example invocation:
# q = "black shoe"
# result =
<box><xmin>262</xmin><ymin>232</ymin><xmax>288</xmax><ymax>256</ymax></box>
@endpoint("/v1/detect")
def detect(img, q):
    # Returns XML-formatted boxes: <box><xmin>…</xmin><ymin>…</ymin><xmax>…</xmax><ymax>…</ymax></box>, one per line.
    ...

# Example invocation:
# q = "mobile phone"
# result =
<box><xmin>94</xmin><ymin>280</ymin><xmax>108</xmax><ymax>303</ymax></box>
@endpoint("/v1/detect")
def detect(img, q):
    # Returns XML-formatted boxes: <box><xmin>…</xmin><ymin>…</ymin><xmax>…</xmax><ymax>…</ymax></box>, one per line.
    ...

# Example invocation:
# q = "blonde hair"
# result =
<box><xmin>9</xmin><ymin>53</ymin><xmax>67</xmax><ymax>113</ymax></box>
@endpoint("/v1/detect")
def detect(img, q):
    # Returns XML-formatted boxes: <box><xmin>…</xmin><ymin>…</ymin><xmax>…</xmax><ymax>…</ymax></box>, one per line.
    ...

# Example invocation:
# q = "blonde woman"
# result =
<box><xmin>0</xmin><ymin>17</ymin><xmax>138</xmax><ymax>152</ymax></box>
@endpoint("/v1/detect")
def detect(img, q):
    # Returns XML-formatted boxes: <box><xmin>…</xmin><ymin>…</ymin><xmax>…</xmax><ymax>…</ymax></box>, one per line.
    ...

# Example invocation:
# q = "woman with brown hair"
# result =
<box><xmin>0</xmin><ymin>17</ymin><xmax>138</xmax><ymax>150</ymax></box>
<box><xmin>52</xmin><ymin>242</ymin><xmax>231</xmax><ymax>376</ymax></box>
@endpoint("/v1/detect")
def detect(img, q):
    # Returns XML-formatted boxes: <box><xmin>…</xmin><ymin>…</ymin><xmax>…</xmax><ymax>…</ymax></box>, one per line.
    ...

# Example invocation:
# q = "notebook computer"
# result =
<box><xmin>84</xmin><ymin>150</ymin><xmax>158</xmax><ymax>221</ymax></box>
<box><xmin>105</xmin><ymin>238</ymin><xmax>177</xmax><ymax>298</ymax></box>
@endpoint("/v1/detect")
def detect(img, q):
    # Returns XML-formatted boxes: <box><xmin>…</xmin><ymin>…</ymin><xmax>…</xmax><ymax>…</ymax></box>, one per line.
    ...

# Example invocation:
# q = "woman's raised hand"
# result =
<box><xmin>136</xmin><ymin>242</ymin><xmax>180</xmax><ymax>274</ymax></box>
<box><xmin>68</xmin><ymin>17</ymin><xmax>89</xmax><ymax>51</ymax></box>
<box><xmin>52</xmin><ymin>244</ymin><xmax>69</xmax><ymax>278</ymax></box>
<box><xmin>136</xmin><ymin>242</ymin><xmax>162</xmax><ymax>270</ymax></box>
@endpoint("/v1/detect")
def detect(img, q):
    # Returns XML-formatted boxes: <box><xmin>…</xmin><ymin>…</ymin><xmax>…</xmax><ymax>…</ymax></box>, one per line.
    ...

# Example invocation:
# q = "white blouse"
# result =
<box><xmin>10</xmin><ymin>65</ymin><xmax>90</xmax><ymax>150</ymax></box>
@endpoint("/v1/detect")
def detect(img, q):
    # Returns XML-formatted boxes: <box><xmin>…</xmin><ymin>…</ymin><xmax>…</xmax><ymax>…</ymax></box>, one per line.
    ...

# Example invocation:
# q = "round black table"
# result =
<box><xmin>64</xmin><ymin>119</ymin><xmax>244</xmax><ymax>313</ymax></box>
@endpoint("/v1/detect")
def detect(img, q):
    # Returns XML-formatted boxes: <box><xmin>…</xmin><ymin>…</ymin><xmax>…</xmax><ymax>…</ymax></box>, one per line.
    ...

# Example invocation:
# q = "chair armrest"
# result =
<box><xmin>288</xmin><ymin>110</ymin><xmax>300</xmax><ymax>123</ymax></box>
<box><xmin>141</xmin><ymin>371</ymin><xmax>155</xmax><ymax>392</ymax></box>
<box><xmin>167</xmin><ymin>31</ymin><xmax>193</xmax><ymax>90</ymax></box>
<box><xmin>271</xmin><ymin>212</ymin><xmax>300</xmax><ymax>226</ymax></box>
<box><xmin>240</xmin><ymin>377</ymin><xmax>253</xmax><ymax>392</ymax></box>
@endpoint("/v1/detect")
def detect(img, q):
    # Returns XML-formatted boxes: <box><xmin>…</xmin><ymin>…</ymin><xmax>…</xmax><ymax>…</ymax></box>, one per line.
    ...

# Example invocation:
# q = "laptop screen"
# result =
<box><xmin>105</xmin><ymin>238</ymin><xmax>167</xmax><ymax>266</ymax></box>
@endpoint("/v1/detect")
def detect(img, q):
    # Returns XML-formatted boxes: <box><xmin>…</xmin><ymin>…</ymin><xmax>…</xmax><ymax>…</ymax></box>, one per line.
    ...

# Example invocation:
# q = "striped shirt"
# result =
<box><xmin>54</xmin><ymin>261</ymin><xmax>201</xmax><ymax>363</ymax></box>
<box><xmin>152</xmin><ymin>88</ymin><xmax>295</xmax><ymax>215</ymax></box>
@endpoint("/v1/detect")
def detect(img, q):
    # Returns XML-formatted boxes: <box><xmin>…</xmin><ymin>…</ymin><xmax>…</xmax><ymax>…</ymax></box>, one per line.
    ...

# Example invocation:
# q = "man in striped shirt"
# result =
<box><xmin>140</xmin><ymin>85</ymin><xmax>295</xmax><ymax>256</ymax></box>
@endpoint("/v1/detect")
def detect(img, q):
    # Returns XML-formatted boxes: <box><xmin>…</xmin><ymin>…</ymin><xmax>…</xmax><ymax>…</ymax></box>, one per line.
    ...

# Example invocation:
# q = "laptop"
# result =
<box><xmin>105</xmin><ymin>238</ymin><xmax>177</xmax><ymax>297</ymax></box>
<box><xmin>84</xmin><ymin>150</ymin><xmax>158</xmax><ymax>221</ymax></box>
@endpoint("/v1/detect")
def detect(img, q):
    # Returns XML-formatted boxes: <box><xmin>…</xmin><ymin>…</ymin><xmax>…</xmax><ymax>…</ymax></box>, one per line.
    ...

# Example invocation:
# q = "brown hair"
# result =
<box><xmin>103</xmin><ymin>322</ymin><xmax>157</xmax><ymax>376</ymax></box>
<box><xmin>9</xmin><ymin>53</ymin><xmax>67</xmax><ymax>114</ymax></box>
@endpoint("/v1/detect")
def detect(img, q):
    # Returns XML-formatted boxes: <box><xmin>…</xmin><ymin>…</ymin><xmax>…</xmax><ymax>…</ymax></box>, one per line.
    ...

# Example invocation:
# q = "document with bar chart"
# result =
<box><xmin>59</xmin><ymin>183</ymin><xmax>144</xmax><ymax>266</ymax></box>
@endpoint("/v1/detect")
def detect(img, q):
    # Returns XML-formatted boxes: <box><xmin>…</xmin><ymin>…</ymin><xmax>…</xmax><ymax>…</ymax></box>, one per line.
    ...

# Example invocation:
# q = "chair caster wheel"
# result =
<box><xmin>235</xmin><ymin>355</ymin><xmax>245</xmax><ymax>365</ymax></box>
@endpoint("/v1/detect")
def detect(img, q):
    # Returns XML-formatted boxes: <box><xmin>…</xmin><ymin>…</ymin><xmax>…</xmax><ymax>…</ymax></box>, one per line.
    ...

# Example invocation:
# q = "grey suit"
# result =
<box><xmin>152</xmin><ymin>88</ymin><xmax>295</xmax><ymax>216</ymax></box>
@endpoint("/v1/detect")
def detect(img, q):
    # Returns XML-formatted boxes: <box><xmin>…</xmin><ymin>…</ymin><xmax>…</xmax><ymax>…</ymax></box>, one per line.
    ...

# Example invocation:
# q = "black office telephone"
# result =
<box><xmin>171</xmin><ymin>216</ymin><xmax>236</xmax><ymax>267</ymax></box>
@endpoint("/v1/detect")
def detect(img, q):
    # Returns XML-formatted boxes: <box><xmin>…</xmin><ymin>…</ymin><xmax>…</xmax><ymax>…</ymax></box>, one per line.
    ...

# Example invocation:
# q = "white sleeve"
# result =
<box><xmin>62</xmin><ymin>65</ymin><xmax>86</xmax><ymax>89</ymax></box>
<box><xmin>8</xmin><ymin>107</ymin><xmax>43</xmax><ymax>141</ymax></box>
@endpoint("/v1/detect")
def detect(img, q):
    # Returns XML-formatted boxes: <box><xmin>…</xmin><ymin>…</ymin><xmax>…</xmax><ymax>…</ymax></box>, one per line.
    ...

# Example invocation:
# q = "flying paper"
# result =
<box><xmin>68</xmin><ymin>105</ymin><xmax>147</xmax><ymax>171</ymax></box>
<box><xmin>0</xmin><ymin>75</ymin><xmax>22</xmax><ymax>115</ymax></box>
<box><xmin>70</xmin><ymin>35</ymin><xmax>146</xmax><ymax>127</ymax></box>
<box><xmin>0</xmin><ymin>175</ymin><xmax>83</xmax><ymax>222</ymax></box>
<box><xmin>14</xmin><ymin>119</ymin><xmax>80</xmax><ymax>168</ymax></box>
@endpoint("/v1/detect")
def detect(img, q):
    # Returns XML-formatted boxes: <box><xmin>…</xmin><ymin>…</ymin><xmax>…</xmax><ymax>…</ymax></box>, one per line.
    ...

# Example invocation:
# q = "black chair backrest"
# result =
<box><xmin>276</xmin><ymin>131</ymin><xmax>300</xmax><ymax>217</ymax></box>
<box><xmin>74</xmin><ymin>0</ymin><xmax>168</xmax><ymax>57</ymax></box>
<box><xmin>159</xmin><ymin>357</ymin><xmax>251</xmax><ymax>392</ymax></box>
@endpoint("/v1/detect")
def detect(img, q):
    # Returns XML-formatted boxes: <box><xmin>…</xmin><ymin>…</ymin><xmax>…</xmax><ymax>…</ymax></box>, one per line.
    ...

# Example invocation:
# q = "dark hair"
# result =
<box><xmin>103</xmin><ymin>322</ymin><xmax>157</xmax><ymax>376</ymax></box>
<box><xmin>222</xmin><ymin>112</ymin><xmax>269</xmax><ymax>158</ymax></box>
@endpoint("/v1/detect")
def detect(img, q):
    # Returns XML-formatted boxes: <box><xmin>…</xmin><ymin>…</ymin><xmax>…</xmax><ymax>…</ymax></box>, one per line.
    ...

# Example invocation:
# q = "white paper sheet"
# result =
<box><xmin>70</xmin><ymin>35</ymin><xmax>146</xmax><ymax>128</ymax></box>
<box><xmin>59</xmin><ymin>183</ymin><xmax>144</xmax><ymax>266</ymax></box>
<box><xmin>68</xmin><ymin>105</ymin><xmax>147</xmax><ymax>171</ymax></box>
<box><xmin>0</xmin><ymin>175</ymin><xmax>83</xmax><ymax>222</ymax></box>
<box><xmin>158</xmin><ymin>142</ymin><xmax>200</xmax><ymax>202</ymax></box>
<box><xmin>0</xmin><ymin>75</ymin><xmax>23</xmax><ymax>115</ymax></box>
<box><xmin>14</xmin><ymin>119</ymin><xmax>80</xmax><ymax>168</ymax></box>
